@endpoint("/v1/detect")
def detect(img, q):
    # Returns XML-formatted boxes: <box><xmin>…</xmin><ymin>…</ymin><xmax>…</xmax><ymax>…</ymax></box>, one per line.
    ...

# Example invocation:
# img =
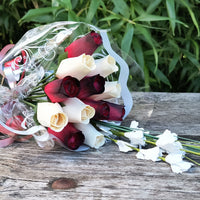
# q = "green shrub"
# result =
<box><xmin>0</xmin><ymin>0</ymin><xmax>200</xmax><ymax>92</ymax></box>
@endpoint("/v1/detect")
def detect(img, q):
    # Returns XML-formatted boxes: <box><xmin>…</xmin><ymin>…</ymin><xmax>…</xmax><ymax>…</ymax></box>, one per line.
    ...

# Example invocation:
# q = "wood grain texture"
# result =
<box><xmin>0</xmin><ymin>92</ymin><xmax>200</xmax><ymax>200</ymax></box>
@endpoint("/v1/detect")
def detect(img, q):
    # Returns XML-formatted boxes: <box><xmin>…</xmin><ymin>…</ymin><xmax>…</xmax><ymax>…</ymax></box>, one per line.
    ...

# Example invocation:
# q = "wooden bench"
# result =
<box><xmin>0</xmin><ymin>92</ymin><xmax>199</xmax><ymax>199</ymax></box>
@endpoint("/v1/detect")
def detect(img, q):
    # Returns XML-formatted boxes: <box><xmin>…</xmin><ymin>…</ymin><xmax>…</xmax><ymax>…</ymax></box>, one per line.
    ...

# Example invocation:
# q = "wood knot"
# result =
<box><xmin>51</xmin><ymin>178</ymin><xmax>77</xmax><ymax>190</ymax></box>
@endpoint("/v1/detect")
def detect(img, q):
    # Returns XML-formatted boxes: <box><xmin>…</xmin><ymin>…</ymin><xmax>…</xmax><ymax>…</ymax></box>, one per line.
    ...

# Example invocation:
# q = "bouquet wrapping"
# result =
<box><xmin>0</xmin><ymin>21</ymin><xmax>132</xmax><ymax>151</ymax></box>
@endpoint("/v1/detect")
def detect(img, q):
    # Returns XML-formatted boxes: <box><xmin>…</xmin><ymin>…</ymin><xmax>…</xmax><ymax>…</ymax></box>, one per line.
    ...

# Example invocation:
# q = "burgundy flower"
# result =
<box><xmin>48</xmin><ymin>123</ymin><xmax>85</xmax><ymax>150</ymax></box>
<box><xmin>77</xmin><ymin>75</ymin><xmax>105</xmax><ymax>100</ymax></box>
<box><xmin>83</xmin><ymin>99</ymin><xmax>125</xmax><ymax>121</ymax></box>
<box><xmin>44</xmin><ymin>76</ymin><xmax>80</xmax><ymax>102</ymax></box>
<box><xmin>64</xmin><ymin>31</ymin><xmax>102</xmax><ymax>58</ymax></box>
<box><xmin>6</xmin><ymin>115</ymin><xmax>24</xmax><ymax>130</ymax></box>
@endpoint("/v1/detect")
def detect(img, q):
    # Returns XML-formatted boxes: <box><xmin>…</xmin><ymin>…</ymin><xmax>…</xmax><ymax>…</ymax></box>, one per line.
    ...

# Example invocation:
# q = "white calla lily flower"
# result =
<box><xmin>63</xmin><ymin>98</ymin><xmax>95</xmax><ymax>124</ymax></box>
<box><xmin>74</xmin><ymin>123</ymin><xmax>105</xmax><ymax>149</ymax></box>
<box><xmin>56</xmin><ymin>53</ymin><xmax>96</xmax><ymax>80</ymax></box>
<box><xmin>37</xmin><ymin>102</ymin><xmax>68</xmax><ymax>132</ymax></box>
<box><xmin>89</xmin><ymin>81</ymin><xmax>121</xmax><ymax>101</ymax></box>
<box><xmin>87</xmin><ymin>55</ymin><xmax>118</xmax><ymax>78</ymax></box>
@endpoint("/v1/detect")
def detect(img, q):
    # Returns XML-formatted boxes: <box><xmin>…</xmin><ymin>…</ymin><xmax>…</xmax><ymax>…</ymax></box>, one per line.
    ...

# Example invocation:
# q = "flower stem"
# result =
<box><xmin>184</xmin><ymin>156</ymin><xmax>200</xmax><ymax>166</ymax></box>
<box><xmin>21</xmin><ymin>100</ymin><xmax>36</xmax><ymax>109</ymax></box>
<box><xmin>27</xmin><ymin>94</ymin><xmax>47</xmax><ymax>99</ymax></box>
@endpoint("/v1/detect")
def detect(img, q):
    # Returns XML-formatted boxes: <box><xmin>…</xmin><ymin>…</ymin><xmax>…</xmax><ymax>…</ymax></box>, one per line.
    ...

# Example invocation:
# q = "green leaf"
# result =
<box><xmin>136</xmin><ymin>25</ymin><xmax>158</xmax><ymax>71</ymax></box>
<box><xmin>180</xmin><ymin>0</ymin><xmax>200</xmax><ymax>36</ymax></box>
<box><xmin>132</xmin><ymin>38</ymin><xmax>144</xmax><ymax>69</ymax></box>
<box><xmin>86</xmin><ymin>0</ymin><xmax>101</xmax><ymax>22</ymax></box>
<box><xmin>99</xmin><ymin>15</ymin><xmax>120</xmax><ymax>22</ymax></box>
<box><xmin>166</xmin><ymin>0</ymin><xmax>176</xmax><ymax>35</ymax></box>
<box><xmin>182</xmin><ymin>49</ymin><xmax>200</xmax><ymax>70</ymax></box>
<box><xmin>121</xmin><ymin>23</ymin><xmax>134</xmax><ymax>58</ymax></box>
<box><xmin>111</xmin><ymin>0</ymin><xmax>130</xmax><ymax>18</ymax></box>
<box><xmin>144</xmin><ymin>65</ymin><xmax>150</xmax><ymax>91</ymax></box>
<box><xmin>191</xmin><ymin>39</ymin><xmax>199</xmax><ymax>60</ymax></box>
<box><xmin>55</xmin><ymin>0</ymin><xmax>72</xmax><ymax>9</ymax></box>
<box><xmin>169</xmin><ymin>53</ymin><xmax>180</xmax><ymax>74</ymax></box>
<box><xmin>19</xmin><ymin>7</ymin><xmax>59</xmax><ymax>24</ymax></box>
<box><xmin>146</xmin><ymin>0</ymin><xmax>162</xmax><ymax>14</ymax></box>
<box><xmin>134</xmin><ymin>14</ymin><xmax>188</xmax><ymax>27</ymax></box>
<box><xmin>149</xmin><ymin>65</ymin><xmax>172</xmax><ymax>88</ymax></box>
<box><xmin>68</xmin><ymin>10</ymin><xmax>79</xmax><ymax>21</ymax></box>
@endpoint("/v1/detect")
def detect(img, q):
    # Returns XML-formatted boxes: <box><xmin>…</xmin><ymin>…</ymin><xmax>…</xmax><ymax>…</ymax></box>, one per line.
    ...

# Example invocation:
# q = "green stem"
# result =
<box><xmin>184</xmin><ymin>156</ymin><xmax>200</xmax><ymax>166</ymax></box>
<box><xmin>21</xmin><ymin>100</ymin><xmax>36</xmax><ymax>108</ymax></box>
<box><xmin>31</xmin><ymin>77</ymin><xmax>56</xmax><ymax>92</ymax></box>
<box><xmin>27</xmin><ymin>94</ymin><xmax>47</xmax><ymax>99</ymax></box>
<box><xmin>37</xmin><ymin>72</ymin><xmax>55</xmax><ymax>85</ymax></box>
<box><xmin>182</xmin><ymin>149</ymin><xmax>200</xmax><ymax>156</ymax></box>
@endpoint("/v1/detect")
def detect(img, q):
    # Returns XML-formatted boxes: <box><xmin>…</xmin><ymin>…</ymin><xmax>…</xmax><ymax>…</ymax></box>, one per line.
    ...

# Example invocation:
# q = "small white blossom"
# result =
<box><xmin>165</xmin><ymin>154</ymin><xmax>193</xmax><ymax>173</ymax></box>
<box><xmin>136</xmin><ymin>147</ymin><xmax>162</xmax><ymax>162</ymax></box>
<box><xmin>124</xmin><ymin>130</ymin><xmax>146</xmax><ymax>147</ymax></box>
<box><xmin>116</xmin><ymin>140</ymin><xmax>134</xmax><ymax>152</ymax></box>
<box><xmin>130</xmin><ymin>120</ymin><xmax>143</xmax><ymax>130</ymax></box>
<box><xmin>157</xmin><ymin>129</ymin><xmax>177</xmax><ymax>144</ymax></box>
<box><xmin>156</xmin><ymin>130</ymin><xmax>184</xmax><ymax>155</ymax></box>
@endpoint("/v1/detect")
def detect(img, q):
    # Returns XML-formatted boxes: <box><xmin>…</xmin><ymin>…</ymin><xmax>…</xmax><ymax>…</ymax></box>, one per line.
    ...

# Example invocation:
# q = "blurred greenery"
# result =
<box><xmin>0</xmin><ymin>0</ymin><xmax>200</xmax><ymax>92</ymax></box>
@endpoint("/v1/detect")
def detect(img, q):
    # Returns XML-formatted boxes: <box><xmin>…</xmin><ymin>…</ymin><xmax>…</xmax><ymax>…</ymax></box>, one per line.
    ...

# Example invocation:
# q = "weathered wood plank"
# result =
<box><xmin>0</xmin><ymin>92</ymin><xmax>200</xmax><ymax>200</ymax></box>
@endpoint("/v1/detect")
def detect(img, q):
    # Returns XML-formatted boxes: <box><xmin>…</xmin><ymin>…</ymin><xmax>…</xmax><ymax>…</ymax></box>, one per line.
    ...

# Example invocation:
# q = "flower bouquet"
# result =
<box><xmin>0</xmin><ymin>21</ymin><xmax>199</xmax><ymax>173</ymax></box>
<box><xmin>0</xmin><ymin>21</ymin><xmax>131</xmax><ymax>151</ymax></box>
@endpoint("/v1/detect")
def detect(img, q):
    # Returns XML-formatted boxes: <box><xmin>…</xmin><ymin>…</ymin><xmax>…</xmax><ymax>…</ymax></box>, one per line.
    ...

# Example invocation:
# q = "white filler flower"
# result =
<box><xmin>124</xmin><ymin>120</ymin><xmax>146</xmax><ymax>147</ymax></box>
<box><xmin>165</xmin><ymin>154</ymin><xmax>193</xmax><ymax>173</ymax></box>
<box><xmin>156</xmin><ymin>129</ymin><xmax>185</xmax><ymax>155</ymax></box>
<box><xmin>136</xmin><ymin>147</ymin><xmax>162</xmax><ymax>162</ymax></box>
<box><xmin>115</xmin><ymin>140</ymin><xmax>134</xmax><ymax>152</ymax></box>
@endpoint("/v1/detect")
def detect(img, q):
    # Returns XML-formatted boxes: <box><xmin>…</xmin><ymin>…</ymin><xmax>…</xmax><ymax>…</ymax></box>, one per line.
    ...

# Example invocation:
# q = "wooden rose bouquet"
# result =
<box><xmin>0</xmin><ymin>22</ymin><xmax>199</xmax><ymax>173</ymax></box>
<box><xmin>0</xmin><ymin>22</ymin><xmax>132</xmax><ymax>151</ymax></box>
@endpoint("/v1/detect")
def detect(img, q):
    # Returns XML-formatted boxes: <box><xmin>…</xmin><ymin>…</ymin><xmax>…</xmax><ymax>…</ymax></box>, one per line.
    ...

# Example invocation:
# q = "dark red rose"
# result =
<box><xmin>106</xmin><ymin>101</ymin><xmax>125</xmax><ymax>121</ymax></box>
<box><xmin>44</xmin><ymin>76</ymin><xmax>80</xmax><ymax>102</ymax></box>
<box><xmin>6</xmin><ymin>115</ymin><xmax>24</xmax><ymax>130</ymax></box>
<box><xmin>83</xmin><ymin>99</ymin><xmax>110</xmax><ymax>120</ymax></box>
<box><xmin>48</xmin><ymin>123</ymin><xmax>85</xmax><ymax>150</ymax></box>
<box><xmin>77</xmin><ymin>75</ymin><xmax>105</xmax><ymax>100</ymax></box>
<box><xmin>83</xmin><ymin>99</ymin><xmax>125</xmax><ymax>121</ymax></box>
<box><xmin>64</xmin><ymin>31</ymin><xmax>102</xmax><ymax>58</ymax></box>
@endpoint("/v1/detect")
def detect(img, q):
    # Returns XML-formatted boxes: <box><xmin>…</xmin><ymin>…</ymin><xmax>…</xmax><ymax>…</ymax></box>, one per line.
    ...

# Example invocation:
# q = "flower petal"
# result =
<box><xmin>56</xmin><ymin>54</ymin><xmax>96</xmax><ymax>80</ymax></box>
<box><xmin>124</xmin><ymin>130</ymin><xmax>146</xmax><ymax>147</ymax></box>
<box><xmin>37</xmin><ymin>102</ymin><xmax>68</xmax><ymax>132</ymax></box>
<box><xmin>77</xmin><ymin>74</ymin><xmax>105</xmax><ymax>99</ymax></box>
<box><xmin>44</xmin><ymin>77</ymin><xmax>80</xmax><ymax>103</ymax></box>
<box><xmin>83</xmin><ymin>99</ymin><xmax>125</xmax><ymax>121</ymax></box>
<box><xmin>136</xmin><ymin>147</ymin><xmax>162</xmax><ymax>162</ymax></box>
<box><xmin>64</xmin><ymin>31</ymin><xmax>102</xmax><ymax>58</ymax></box>
<box><xmin>74</xmin><ymin>123</ymin><xmax>105</xmax><ymax>149</ymax></box>
<box><xmin>48</xmin><ymin>123</ymin><xmax>85</xmax><ymax>150</ymax></box>
<box><xmin>87</xmin><ymin>55</ymin><xmax>118</xmax><ymax>78</ymax></box>
<box><xmin>89</xmin><ymin>81</ymin><xmax>121</xmax><ymax>101</ymax></box>
<box><xmin>116</xmin><ymin>140</ymin><xmax>134</xmax><ymax>152</ymax></box>
<box><xmin>165</xmin><ymin>154</ymin><xmax>193</xmax><ymax>173</ymax></box>
<box><xmin>62</xmin><ymin>97</ymin><xmax>95</xmax><ymax>124</ymax></box>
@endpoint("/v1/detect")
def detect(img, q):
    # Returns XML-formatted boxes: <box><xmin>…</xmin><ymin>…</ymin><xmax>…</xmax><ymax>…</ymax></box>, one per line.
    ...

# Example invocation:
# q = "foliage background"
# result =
<box><xmin>0</xmin><ymin>0</ymin><xmax>200</xmax><ymax>92</ymax></box>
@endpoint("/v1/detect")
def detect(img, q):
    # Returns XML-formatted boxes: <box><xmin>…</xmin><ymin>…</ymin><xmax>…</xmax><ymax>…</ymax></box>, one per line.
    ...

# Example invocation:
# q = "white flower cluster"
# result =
<box><xmin>115</xmin><ymin>121</ymin><xmax>193</xmax><ymax>173</ymax></box>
